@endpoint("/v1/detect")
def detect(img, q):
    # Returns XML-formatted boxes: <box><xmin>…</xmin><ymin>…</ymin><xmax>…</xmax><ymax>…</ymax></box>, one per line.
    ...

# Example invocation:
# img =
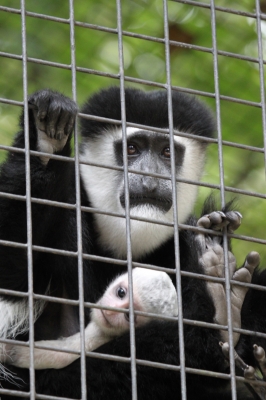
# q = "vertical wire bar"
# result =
<box><xmin>20</xmin><ymin>0</ymin><xmax>35</xmax><ymax>399</ymax></box>
<box><xmin>69</xmin><ymin>1</ymin><xmax>87</xmax><ymax>399</ymax></box>
<box><xmin>210</xmin><ymin>2</ymin><xmax>237</xmax><ymax>399</ymax></box>
<box><xmin>116</xmin><ymin>1</ymin><xmax>138</xmax><ymax>399</ymax></box>
<box><xmin>255</xmin><ymin>0</ymin><xmax>266</xmax><ymax>176</ymax></box>
<box><xmin>162</xmin><ymin>1</ymin><xmax>187</xmax><ymax>399</ymax></box>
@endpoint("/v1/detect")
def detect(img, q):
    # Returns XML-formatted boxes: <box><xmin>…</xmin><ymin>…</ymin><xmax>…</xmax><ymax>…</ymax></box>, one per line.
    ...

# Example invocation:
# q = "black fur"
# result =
<box><xmin>0</xmin><ymin>87</ymin><xmax>254</xmax><ymax>399</ymax></box>
<box><xmin>80</xmin><ymin>86</ymin><xmax>215</xmax><ymax>141</ymax></box>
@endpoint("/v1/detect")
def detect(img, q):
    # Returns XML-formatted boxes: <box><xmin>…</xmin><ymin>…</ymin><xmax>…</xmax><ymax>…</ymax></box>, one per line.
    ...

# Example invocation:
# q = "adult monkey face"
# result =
<box><xmin>80</xmin><ymin>126</ymin><xmax>207</xmax><ymax>260</ymax></box>
<box><xmin>116</xmin><ymin>129</ymin><xmax>185</xmax><ymax>213</ymax></box>
<box><xmin>79</xmin><ymin>87</ymin><xmax>214</xmax><ymax>259</ymax></box>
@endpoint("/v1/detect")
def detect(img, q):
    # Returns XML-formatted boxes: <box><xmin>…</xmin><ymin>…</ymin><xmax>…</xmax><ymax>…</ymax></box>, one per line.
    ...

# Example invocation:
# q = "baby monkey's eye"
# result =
<box><xmin>116</xmin><ymin>287</ymin><xmax>127</xmax><ymax>299</ymax></box>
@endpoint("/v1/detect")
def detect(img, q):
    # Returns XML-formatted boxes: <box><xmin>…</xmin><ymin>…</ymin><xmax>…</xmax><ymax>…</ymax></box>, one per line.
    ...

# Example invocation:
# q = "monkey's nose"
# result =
<box><xmin>141</xmin><ymin>176</ymin><xmax>158</xmax><ymax>192</ymax></box>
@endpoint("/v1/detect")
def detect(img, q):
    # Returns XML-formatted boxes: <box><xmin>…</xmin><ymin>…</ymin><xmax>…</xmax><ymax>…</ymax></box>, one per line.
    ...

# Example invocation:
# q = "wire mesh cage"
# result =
<box><xmin>0</xmin><ymin>1</ymin><xmax>265</xmax><ymax>400</ymax></box>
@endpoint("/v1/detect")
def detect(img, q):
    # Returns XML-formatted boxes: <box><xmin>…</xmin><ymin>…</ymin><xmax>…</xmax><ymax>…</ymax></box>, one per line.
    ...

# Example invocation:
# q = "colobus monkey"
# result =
<box><xmin>0</xmin><ymin>87</ymin><xmax>258</xmax><ymax>399</ymax></box>
<box><xmin>1</xmin><ymin>268</ymin><xmax>178</xmax><ymax>370</ymax></box>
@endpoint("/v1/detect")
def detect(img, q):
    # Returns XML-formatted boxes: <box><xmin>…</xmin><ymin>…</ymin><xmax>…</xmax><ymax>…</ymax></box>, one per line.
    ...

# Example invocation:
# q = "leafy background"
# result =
<box><xmin>0</xmin><ymin>0</ymin><xmax>265</xmax><ymax>265</ymax></box>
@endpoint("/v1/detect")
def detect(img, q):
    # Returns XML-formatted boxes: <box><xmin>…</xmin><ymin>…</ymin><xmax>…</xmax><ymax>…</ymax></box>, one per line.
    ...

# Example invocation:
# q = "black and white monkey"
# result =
<box><xmin>0</xmin><ymin>86</ymin><xmax>262</xmax><ymax>400</ymax></box>
<box><xmin>1</xmin><ymin>267</ymin><xmax>178</xmax><ymax>369</ymax></box>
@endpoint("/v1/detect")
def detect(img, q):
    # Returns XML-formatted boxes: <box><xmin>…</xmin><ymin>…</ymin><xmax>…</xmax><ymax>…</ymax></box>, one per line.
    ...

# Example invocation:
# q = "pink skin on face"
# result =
<box><xmin>91</xmin><ymin>277</ymin><xmax>143</xmax><ymax>335</ymax></box>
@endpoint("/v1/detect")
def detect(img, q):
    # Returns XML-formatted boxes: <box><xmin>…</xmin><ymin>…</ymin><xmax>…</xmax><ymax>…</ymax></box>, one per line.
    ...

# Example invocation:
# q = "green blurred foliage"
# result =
<box><xmin>0</xmin><ymin>0</ymin><xmax>265</xmax><ymax>264</ymax></box>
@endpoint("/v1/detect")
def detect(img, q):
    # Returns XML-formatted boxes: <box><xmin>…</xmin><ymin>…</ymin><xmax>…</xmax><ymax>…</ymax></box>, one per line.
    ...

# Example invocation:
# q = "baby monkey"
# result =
<box><xmin>2</xmin><ymin>268</ymin><xmax>178</xmax><ymax>370</ymax></box>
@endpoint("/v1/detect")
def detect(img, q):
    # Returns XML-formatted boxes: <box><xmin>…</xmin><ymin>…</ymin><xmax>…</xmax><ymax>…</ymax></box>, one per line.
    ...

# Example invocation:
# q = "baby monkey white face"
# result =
<box><xmin>91</xmin><ymin>267</ymin><xmax>178</xmax><ymax>336</ymax></box>
<box><xmin>91</xmin><ymin>277</ymin><xmax>136</xmax><ymax>336</ymax></box>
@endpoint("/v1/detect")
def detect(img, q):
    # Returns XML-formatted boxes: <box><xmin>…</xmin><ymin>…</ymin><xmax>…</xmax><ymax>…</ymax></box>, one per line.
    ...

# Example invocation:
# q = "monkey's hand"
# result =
<box><xmin>28</xmin><ymin>89</ymin><xmax>78</xmax><ymax>164</ymax></box>
<box><xmin>221</xmin><ymin>342</ymin><xmax>266</xmax><ymax>400</ymax></box>
<box><xmin>196</xmin><ymin>211</ymin><xmax>260</xmax><ymax>346</ymax></box>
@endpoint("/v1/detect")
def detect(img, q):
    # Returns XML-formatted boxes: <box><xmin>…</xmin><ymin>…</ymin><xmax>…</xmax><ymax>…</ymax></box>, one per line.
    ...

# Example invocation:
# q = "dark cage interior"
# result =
<box><xmin>0</xmin><ymin>1</ymin><xmax>266</xmax><ymax>400</ymax></box>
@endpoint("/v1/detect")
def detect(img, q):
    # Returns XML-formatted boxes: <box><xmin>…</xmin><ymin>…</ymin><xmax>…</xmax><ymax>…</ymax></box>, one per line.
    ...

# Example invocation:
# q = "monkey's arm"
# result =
<box><xmin>2</xmin><ymin>321</ymin><xmax>110</xmax><ymax>370</ymax></box>
<box><xmin>0</xmin><ymin>90</ymin><xmax>77</xmax><ymax>293</ymax></box>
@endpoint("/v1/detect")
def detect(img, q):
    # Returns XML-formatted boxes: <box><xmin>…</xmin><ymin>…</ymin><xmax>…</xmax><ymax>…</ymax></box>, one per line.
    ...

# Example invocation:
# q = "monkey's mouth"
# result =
<box><xmin>101</xmin><ymin>310</ymin><xmax>113</xmax><ymax>328</ymax></box>
<box><xmin>120</xmin><ymin>195</ymin><xmax>172</xmax><ymax>213</ymax></box>
<box><xmin>124</xmin><ymin>313</ymin><xmax>137</xmax><ymax>324</ymax></box>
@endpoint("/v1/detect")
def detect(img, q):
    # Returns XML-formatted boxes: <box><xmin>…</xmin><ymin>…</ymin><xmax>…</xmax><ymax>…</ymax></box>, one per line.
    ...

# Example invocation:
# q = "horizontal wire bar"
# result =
<box><xmin>0</xmin><ymin>340</ymin><xmax>265</xmax><ymax>388</ymax></box>
<box><xmin>0</xmin><ymin>50</ymin><xmax>263</xmax><ymax>108</ymax></box>
<box><xmin>0</xmin><ymin>170</ymin><xmax>265</xmax><ymax>203</ymax></box>
<box><xmin>1</xmin><ymin>104</ymin><xmax>264</xmax><ymax>154</ymax></box>
<box><xmin>171</xmin><ymin>0</ymin><xmax>265</xmax><ymax>19</ymax></box>
<box><xmin>1</xmin><ymin>254</ymin><xmax>266</xmax><ymax>304</ymax></box>
<box><xmin>0</xmin><ymin>3</ymin><xmax>263</xmax><ymax>20</ymax></box>
<box><xmin>1</xmin><ymin>313</ymin><xmax>266</xmax><ymax>356</ymax></box>
<box><xmin>1</xmin><ymin>5</ymin><xmax>265</xmax><ymax>66</ymax></box>
<box><xmin>1</xmin><ymin>209</ymin><xmax>266</xmax><ymax>260</ymax></box>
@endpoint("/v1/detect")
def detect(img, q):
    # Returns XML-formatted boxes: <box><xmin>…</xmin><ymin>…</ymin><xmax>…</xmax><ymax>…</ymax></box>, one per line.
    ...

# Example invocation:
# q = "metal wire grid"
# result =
<box><xmin>0</xmin><ymin>1</ymin><xmax>265</xmax><ymax>400</ymax></box>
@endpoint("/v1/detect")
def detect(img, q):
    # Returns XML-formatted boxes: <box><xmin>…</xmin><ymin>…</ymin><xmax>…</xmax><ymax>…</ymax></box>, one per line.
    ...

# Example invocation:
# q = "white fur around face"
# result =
<box><xmin>80</xmin><ymin>128</ymin><xmax>206</xmax><ymax>260</ymax></box>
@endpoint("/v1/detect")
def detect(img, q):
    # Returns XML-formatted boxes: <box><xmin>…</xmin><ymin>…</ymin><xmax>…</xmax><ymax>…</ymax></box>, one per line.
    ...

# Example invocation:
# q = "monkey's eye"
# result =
<box><xmin>162</xmin><ymin>147</ymin><xmax>171</xmax><ymax>158</ymax></box>
<box><xmin>116</xmin><ymin>287</ymin><xmax>127</xmax><ymax>299</ymax></box>
<box><xmin>127</xmin><ymin>144</ymin><xmax>137</xmax><ymax>156</ymax></box>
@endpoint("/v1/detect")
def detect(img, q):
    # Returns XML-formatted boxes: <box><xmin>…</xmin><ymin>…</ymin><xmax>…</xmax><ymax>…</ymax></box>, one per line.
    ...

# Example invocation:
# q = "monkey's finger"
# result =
<box><xmin>244</xmin><ymin>365</ymin><xmax>266</xmax><ymax>400</ymax></box>
<box><xmin>220</xmin><ymin>341</ymin><xmax>249</xmax><ymax>371</ymax></box>
<box><xmin>47</xmin><ymin>104</ymin><xmax>61</xmax><ymax>139</ymax></box>
<box><xmin>198</xmin><ymin>211</ymin><xmax>242</xmax><ymax>233</ymax></box>
<box><xmin>196</xmin><ymin>212</ymin><xmax>225</xmax><ymax>250</ymax></box>
<box><xmin>231</xmin><ymin>252</ymin><xmax>260</xmax><ymax>302</ymax></box>
<box><xmin>28</xmin><ymin>91</ymin><xmax>51</xmax><ymax>121</ymax></box>
<box><xmin>244</xmin><ymin>366</ymin><xmax>257</xmax><ymax>381</ymax></box>
<box><xmin>233</xmin><ymin>251</ymin><xmax>260</xmax><ymax>281</ymax></box>
<box><xmin>197</xmin><ymin>212</ymin><xmax>226</xmax><ymax>230</ymax></box>
<box><xmin>254</xmin><ymin>345</ymin><xmax>266</xmax><ymax>380</ymax></box>
<box><xmin>225</xmin><ymin>211</ymin><xmax>242</xmax><ymax>233</ymax></box>
<box><xmin>55</xmin><ymin>105</ymin><xmax>78</xmax><ymax>139</ymax></box>
<box><xmin>220</xmin><ymin>342</ymin><xmax>266</xmax><ymax>399</ymax></box>
<box><xmin>66</xmin><ymin>114</ymin><xmax>77</xmax><ymax>136</ymax></box>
